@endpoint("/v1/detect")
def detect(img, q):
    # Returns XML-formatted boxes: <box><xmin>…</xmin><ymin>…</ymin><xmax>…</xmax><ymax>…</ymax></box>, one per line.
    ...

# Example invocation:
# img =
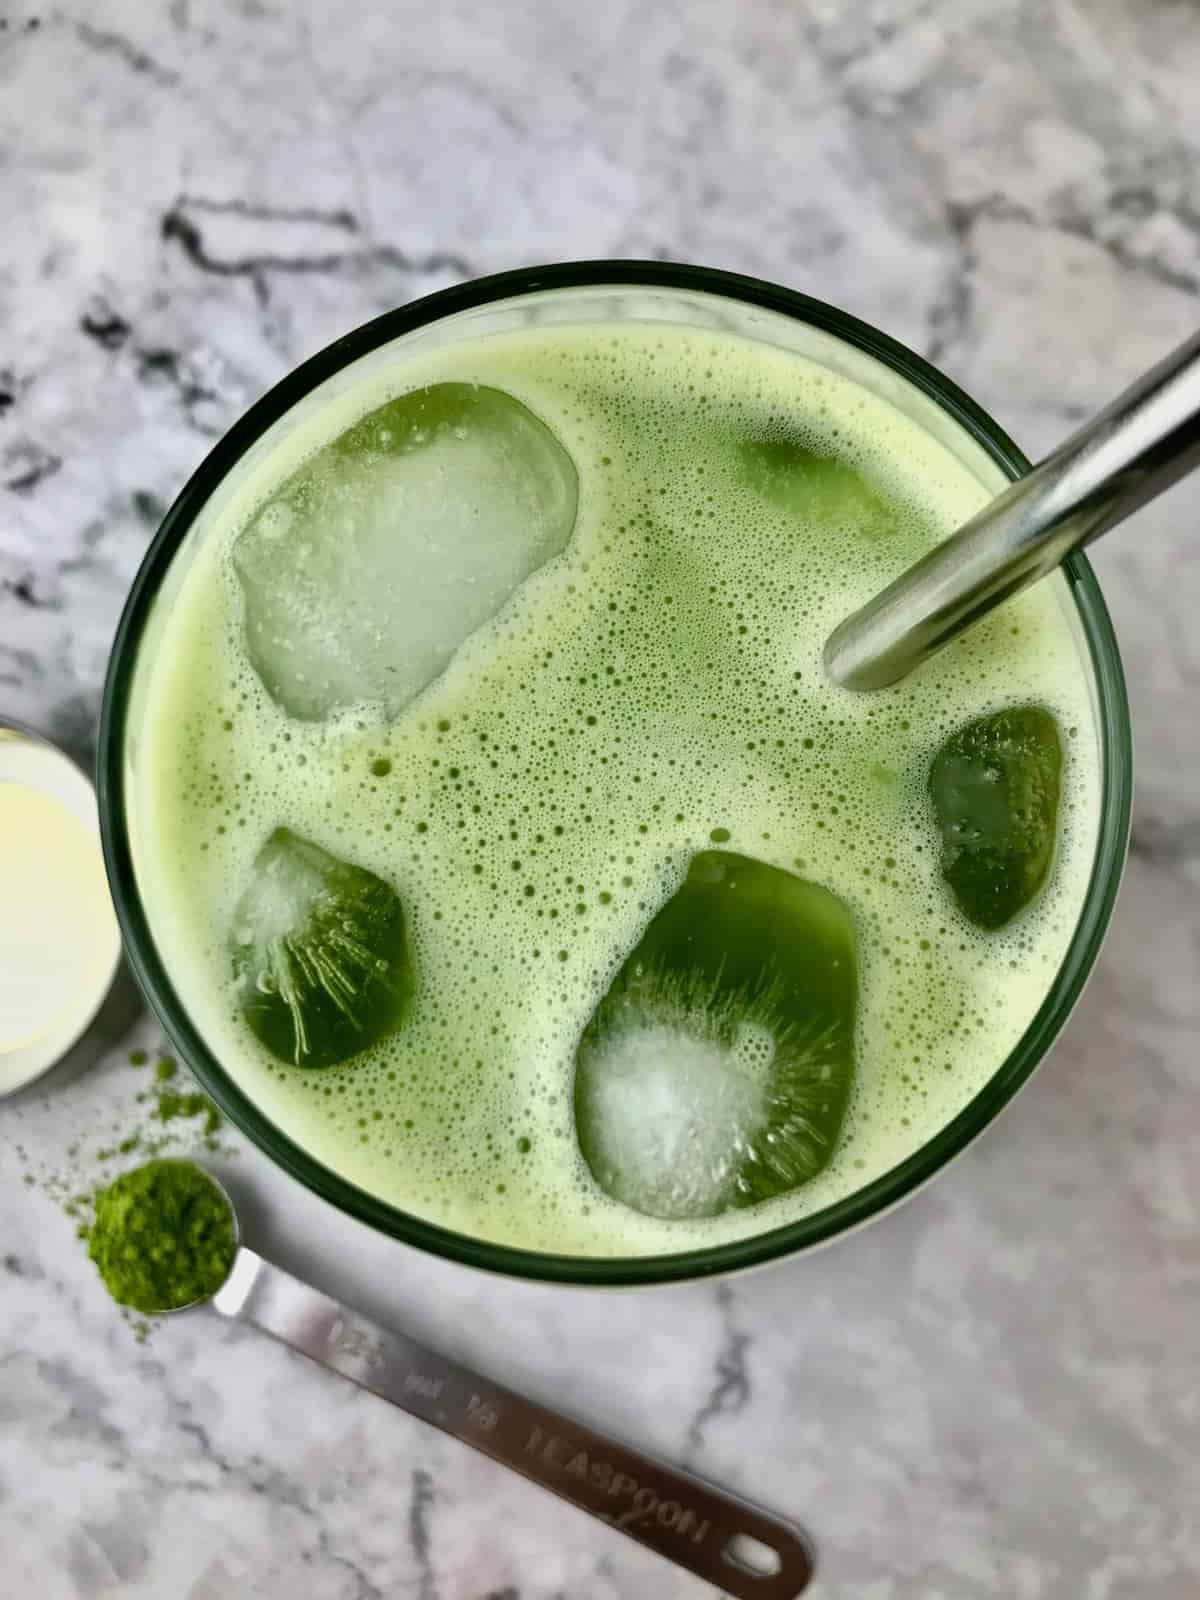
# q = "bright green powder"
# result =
<box><xmin>85</xmin><ymin>1159</ymin><xmax>236</xmax><ymax>1313</ymax></box>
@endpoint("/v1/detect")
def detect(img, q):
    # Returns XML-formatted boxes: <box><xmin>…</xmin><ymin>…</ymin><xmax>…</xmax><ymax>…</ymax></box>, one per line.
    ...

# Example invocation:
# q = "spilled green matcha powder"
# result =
<box><xmin>102</xmin><ymin>1052</ymin><xmax>225</xmax><ymax>1156</ymax></box>
<box><xmin>85</xmin><ymin>1159</ymin><xmax>236</xmax><ymax>1314</ymax></box>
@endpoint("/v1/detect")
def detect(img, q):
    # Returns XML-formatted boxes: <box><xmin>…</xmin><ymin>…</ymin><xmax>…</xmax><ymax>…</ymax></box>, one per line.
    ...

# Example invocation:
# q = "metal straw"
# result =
<box><xmin>824</xmin><ymin>329</ymin><xmax>1200</xmax><ymax>691</ymax></box>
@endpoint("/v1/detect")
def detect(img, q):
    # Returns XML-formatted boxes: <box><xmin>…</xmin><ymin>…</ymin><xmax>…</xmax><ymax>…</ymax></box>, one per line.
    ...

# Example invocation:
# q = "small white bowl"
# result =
<box><xmin>0</xmin><ymin>717</ymin><xmax>128</xmax><ymax>1100</ymax></box>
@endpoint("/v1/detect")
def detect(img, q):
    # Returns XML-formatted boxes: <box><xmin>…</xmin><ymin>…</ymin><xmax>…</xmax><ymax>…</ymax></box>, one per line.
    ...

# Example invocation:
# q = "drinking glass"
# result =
<box><xmin>98</xmin><ymin>264</ymin><xmax>1132</xmax><ymax>1285</ymax></box>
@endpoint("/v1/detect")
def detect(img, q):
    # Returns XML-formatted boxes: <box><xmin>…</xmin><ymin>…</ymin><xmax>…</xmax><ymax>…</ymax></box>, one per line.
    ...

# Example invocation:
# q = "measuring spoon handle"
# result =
<box><xmin>212</xmin><ymin>1248</ymin><xmax>813</xmax><ymax>1598</ymax></box>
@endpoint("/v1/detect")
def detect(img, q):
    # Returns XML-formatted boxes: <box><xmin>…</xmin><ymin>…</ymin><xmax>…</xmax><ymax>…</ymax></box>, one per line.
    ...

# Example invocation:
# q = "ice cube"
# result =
<box><xmin>929</xmin><ymin>705</ymin><xmax>1063</xmax><ymax>930</ymax></box>
<box><xmin>230</xmin><ymin>828</ymin><xmax>412</xmax><ymax>1068</ymax></box>
<box><xmin>735</xmin><ymin>436</ymin><xmax>901</xmax><ymax>541</ymax></box>
<box><xmin>233</xmin><ymin>384</ymin><xmax>578</xmax><ymax>721</ymax></box>
<box><xmin>574</xmin><ymin>851</ymin><xmax>857</xmax><ymax>1220</ymax></box>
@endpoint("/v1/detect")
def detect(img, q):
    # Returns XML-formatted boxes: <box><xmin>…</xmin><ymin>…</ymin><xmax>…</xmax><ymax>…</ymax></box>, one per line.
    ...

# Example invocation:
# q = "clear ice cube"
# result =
<box><xmin>574</xmin><ymin>851</ymin><xmax>857</xmax><ymax>1221</ymax></box>
<box><xmin>230</xmin><ymin>828</ymin><xmax>412</xmax><ymax>1068</ymax></box>
<box><xmin>233</xmin><ymin>384</ymin><xmax>578</xmax><ymax>721</ymax></box>
<box><xmin>929</xmin><ymin>705</ymin><xmax>1063</xmax><ymax>930</ymax></box>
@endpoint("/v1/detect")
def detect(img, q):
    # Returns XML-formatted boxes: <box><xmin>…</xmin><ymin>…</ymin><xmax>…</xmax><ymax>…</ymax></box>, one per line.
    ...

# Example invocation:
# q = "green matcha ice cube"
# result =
<box><xmin>929</xmin><ymin>705</ymin><xmax>1063</xmax><ymax>930</ymax></box>
<box><xmin>574</xmin><ymin>851</ymin><xmax>857</xmax><ymax>1220</ymax></box>
<box><xmin>231</xmin><ymin>829</ymin><xmax>412</xmax><ymax>1068</ymax></box>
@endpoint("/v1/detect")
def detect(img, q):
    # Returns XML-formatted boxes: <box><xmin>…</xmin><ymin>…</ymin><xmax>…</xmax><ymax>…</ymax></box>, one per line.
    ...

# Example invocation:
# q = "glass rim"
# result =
<box><xmin>97</xmin><ymin>260</ymin><xmax>1132</xmax><ymax>1286</ymax></box>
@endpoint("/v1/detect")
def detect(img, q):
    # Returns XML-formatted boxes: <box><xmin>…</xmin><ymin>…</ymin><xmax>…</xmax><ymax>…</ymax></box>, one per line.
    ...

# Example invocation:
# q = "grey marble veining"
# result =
<box><xmin>2</xmin><ymin>3</ymin><xmax>1198</xmax><ymax>1597</ymax></box>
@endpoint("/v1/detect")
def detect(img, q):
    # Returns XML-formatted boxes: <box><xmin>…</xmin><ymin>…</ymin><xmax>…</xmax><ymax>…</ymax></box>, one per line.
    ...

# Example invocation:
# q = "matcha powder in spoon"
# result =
<box><xmin>84</xmin><ymin>1159</ymin><xmax>236</xmax><ymax>1314</ymax></box>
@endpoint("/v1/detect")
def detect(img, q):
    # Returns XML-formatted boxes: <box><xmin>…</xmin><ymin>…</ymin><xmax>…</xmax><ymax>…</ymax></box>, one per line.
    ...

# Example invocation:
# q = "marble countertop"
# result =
<box><xmin>2</xmin><ymin>3</ymin><xmax>1198</xmax><ymax>1596</ymax></box>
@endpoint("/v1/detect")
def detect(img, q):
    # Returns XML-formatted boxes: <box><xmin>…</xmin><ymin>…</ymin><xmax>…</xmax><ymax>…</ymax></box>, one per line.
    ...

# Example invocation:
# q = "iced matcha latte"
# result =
<box><xmin>116</xmin><ymin>281</ymin><xmax>1111</xmax><ymax>1262</ymax></box>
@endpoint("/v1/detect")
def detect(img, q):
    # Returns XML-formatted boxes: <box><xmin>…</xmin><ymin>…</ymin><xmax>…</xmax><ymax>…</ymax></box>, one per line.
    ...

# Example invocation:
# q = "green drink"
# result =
<box><xmin>112</xmin><ymin>277</ymin><xmax>1117</xmax><ymax>1267</ymax></box>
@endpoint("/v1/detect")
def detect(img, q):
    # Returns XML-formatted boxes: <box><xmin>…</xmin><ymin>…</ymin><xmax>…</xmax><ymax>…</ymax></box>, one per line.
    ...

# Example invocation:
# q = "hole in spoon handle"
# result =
<box><xmin>726</xmin><ymin>1529</ymin><xmax>790</xmax><ymax>1578</ymax></box>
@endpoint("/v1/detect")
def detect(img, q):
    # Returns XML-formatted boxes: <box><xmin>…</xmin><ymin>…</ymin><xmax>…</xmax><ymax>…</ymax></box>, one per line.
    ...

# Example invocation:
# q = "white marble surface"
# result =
<box><xmin>2</xmin><ymin>2</ymin><xmax>1199</xmax><ymax>1595</ymax></box>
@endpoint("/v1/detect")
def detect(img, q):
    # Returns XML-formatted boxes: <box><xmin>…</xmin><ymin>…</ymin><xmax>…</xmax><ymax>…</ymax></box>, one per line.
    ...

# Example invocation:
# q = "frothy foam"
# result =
<box><xmin>131</xmin><ymin>322</ymin><xmax>1101</xmax><ymax>1255</ymax></box>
